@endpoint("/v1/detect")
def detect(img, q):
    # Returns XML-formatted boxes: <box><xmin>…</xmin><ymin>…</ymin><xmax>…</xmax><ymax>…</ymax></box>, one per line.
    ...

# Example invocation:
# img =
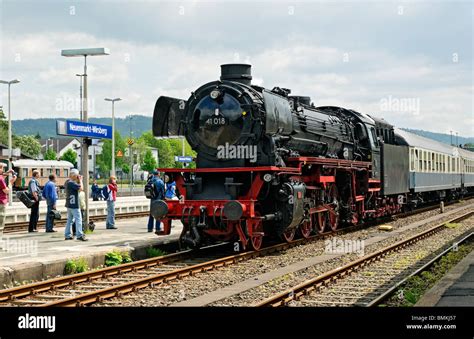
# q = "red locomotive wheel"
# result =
<box><xmin>329</xmin><ymin>211</ymin><xmax>339</xmax><ymax>231</ymax></box>
<box><xmin>317</xmin><ymin>212</ymin><xmax>327</xmax><ymax>233</ymax></box>
<box><xmin>249</xmin><ymin>210</ymin><xmax>264</xmax><ymax>251</ymax></box>
<box><xmin>282</xmin><ymin>228</ymin><xmax>296</xmax><ymax>242</ymax></box>
<box><xmin>249</xmin><ymin>234</ymin><xmax>263</xmax><ymax>251</ymax></box>
<box><xmin>299</xmin><ymin>220</ymin><xmax>312</xmax><ymax>239</ymax></box>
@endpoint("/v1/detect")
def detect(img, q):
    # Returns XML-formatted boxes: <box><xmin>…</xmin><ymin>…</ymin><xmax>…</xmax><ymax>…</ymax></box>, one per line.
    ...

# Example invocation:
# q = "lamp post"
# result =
<box><xmin>61</xmin><ymin>48</ymin><xmax>109</xmax><ymax>229</ymax></box>
<box><xmin>0</xmin><ymin>79</ymin><xmax>20</xmax><ymax>206</ymax></box>
<box><xmin>129</xmin><ymin>114</ymin><xmax>133</xmax><ymax>196</ymax></box>
<box><xmin>104</xmin><ymin>98</ymin><xmax>122</xmax><ymax>177</ymax></box>
<box><xmin>76</xmin><ymin>74</ymin><xmax>84</xmax><ymax>121</ymax></box>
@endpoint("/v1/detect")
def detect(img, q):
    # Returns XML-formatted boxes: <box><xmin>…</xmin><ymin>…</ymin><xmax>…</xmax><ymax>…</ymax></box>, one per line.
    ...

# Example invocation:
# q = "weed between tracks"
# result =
<box><xmin>384</xmin><ymin>242</ymin><xmax>474</xmax><ymax>306</ymax></box>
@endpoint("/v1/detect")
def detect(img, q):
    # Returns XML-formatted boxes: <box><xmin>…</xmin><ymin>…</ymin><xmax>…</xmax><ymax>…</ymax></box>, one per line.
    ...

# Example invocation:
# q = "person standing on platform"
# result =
<box><xmin>42</xmin><ymin>173</ymin><xmax>58</xmax><ymax>233</ymax></box>
<box><xmin>164</xmin><ymin>175</ymin><xmax>178</xmax><ymax>200</ymax></box>
<box><xmin>0</xmin><ymin>163</ymin><xmax>17</xmax><ymax>236</ymax></box>
<box><xmin>64</xmin><ymin>169</ymin><xmax>87</xmax><ymax>241</ymax></box>
<box><xmin>27</xmin><ymin>170</ymin><xmax>41</xmax><ymax>233</ymax></box>
<box><xmin>91</xmin><ymin>180</ymin><xmax>100</xmax><ymax>201</ymax></box>
<box><xmin>78</xmin><ymin>189</ymin><xmax>86</xmax><ymax>232</ymax></box>
<box><xmin>147</xmin><ymin>170</ymin><xmax>165</xmax><ymax>233</ymax></box>
<box><xmin>106</xmin><ymin>176</ymin><xmax>118</xmax><ymax>230</ymax></box>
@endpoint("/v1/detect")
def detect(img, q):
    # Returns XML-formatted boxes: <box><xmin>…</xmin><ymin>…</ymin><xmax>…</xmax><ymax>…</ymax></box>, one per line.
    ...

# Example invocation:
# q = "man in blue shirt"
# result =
<box><xmin>27</xmin><ymin>170</ymin><xmax>41</xmax><ymax>233</ymax></box>
<box><xmin>42</xmin><ymin>174</ymin><xmax>58</xmax><ymax>233</ymax></box>
<box><xmin>147</xmin><ymin>170</ymin><xmax>165</xmax><ymax>233</ymax></box>
<box><xmin>64</xmin><ymin>169</ymin><xmax>87</xmax><ymax>241</ymax></box>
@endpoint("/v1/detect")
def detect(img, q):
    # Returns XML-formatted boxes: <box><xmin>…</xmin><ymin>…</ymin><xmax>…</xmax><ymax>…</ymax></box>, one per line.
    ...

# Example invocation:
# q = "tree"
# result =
<box><xmin>44</xmin><ymin>148</ymin><xmax>57</xmax><ymax>160</ymax></box>
<box><xmin>122</xmin><ymin>163</ymin><xmax>130</xmax><ymax>174</ymax></box>
<box><xmin>168</xmin><ymin>138</ymin><xmax>196</xmax><ymax>169</ymax></box>
<box><xmin>96</xmin><ymin>131</ymin><xmax>127</xmax><ymax>175</ymax></box>
<box><xmin>34</xmin><ymin>132</ymin><xmax>41</xmax><ymax>140</ymax></box>
<box><xmin>12</xmin><ymin>135</ymin><xmax>42</xmax><ymax>158</ymax></box>
<box><xmin>138</xmin><ymin>131</ymin><xmax>177</xmax><ymax>168</ymax></box>
<box><xmin>0</xmin><ymin>107</ymin><xmax>7</xmax><ymax>145</ymax></box>
<box><xmin>141</xmin><ymin>149</ymin><xmax>157</xmax><ymax>172</ymax></box>
<box><xmin>61</xmin><ymin>148</ymin><xmax>78</xmax><ymax>167</ymax></box>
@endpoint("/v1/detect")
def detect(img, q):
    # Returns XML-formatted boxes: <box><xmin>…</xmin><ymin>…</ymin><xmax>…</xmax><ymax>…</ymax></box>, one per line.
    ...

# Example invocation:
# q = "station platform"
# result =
<box><xmin>0</xmin><ymin>217</ymin><xmax>182</xmax><ymax>288</ymax></box>
<box><xmin>4</xmin><ymin>196</ymin><xmax>150</xmax><ymax>223</ymax></box>
<box><xmin>416</xmin><ymin>249</ymin><xmax>474</xmax><ymax>306</ymax></box>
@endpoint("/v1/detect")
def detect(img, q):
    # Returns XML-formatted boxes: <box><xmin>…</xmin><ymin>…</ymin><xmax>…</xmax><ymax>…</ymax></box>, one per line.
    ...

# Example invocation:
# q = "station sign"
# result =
<box><xmin>57</xmin><ymin>120</ymin><xmax>112</xmax><ymax>139</ymax></box>
<box><xmin>175</xmin><ymin>156</ymin><xmax>193</xmax><ymax>163</ymax></box>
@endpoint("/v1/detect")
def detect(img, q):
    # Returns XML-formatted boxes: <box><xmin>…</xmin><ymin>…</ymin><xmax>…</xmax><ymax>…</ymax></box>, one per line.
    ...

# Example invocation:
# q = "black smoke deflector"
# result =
<box><xmin>153</xmin><ymin>96</ymin><xmax>186</xmax><ymax>137</ymax></box>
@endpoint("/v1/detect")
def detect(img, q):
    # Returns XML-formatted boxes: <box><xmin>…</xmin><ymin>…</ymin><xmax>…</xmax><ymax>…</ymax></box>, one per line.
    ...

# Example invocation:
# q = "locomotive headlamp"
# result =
<box><xmin>210</xmin><ymin>89</ymin><xmax>222</xmax><ymax>100</ymax></box>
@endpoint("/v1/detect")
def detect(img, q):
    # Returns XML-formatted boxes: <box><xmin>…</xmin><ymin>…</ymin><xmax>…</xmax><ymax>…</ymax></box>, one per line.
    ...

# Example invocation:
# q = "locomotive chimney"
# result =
<box><xmin>220</xmin><ymin>64</ymin><xmax>252</xmax><ymax>86</ymax></box>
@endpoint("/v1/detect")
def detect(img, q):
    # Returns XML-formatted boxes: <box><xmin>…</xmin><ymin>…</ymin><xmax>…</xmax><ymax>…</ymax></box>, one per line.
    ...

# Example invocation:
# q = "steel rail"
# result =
<box><xmin>255</xmin><ymin>211</ymin><xmax>474</xmax><ymax>307</ymax></box>
<box><xmin>4</xmin><ymin>211</ymin><xmax>150</xmax><ymax>233</ymax></box>
<box><xmin>366</xmin><ymin>231</ymin><xmax>474</xmax><ymax>307</ymax></box>
<box><xmin>2</xmin><ymin>199</ymin><xmax>472</xmax><ymax>306</ymax></box>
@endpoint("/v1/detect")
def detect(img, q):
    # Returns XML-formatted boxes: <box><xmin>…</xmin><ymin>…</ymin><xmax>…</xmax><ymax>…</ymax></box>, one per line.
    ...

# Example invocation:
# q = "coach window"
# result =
<box><xmin>56</xmin><ymin>169</ymin><xmax>61</xmax><ymax>176</ymax></box>
<box><xmin>427</xmin><ymin>152</ymin><xmax>431</xmax><ymax>172</ymax></box>
<box><xmin>426</xmin><ymin>151</ymin><xmax>429</xmax><ymax>172</ymax></box>
<box><xmin>423</xmin><ymin>151</ymin><xmax>428</xmax><ymax>172</ymax></box>
<box><xmin>64</xmin><ymin>169</ymin><xmax>69</xmax><ymax>177</ymax></box>
<box><xmin>22</xmin><ymin>168</ymin><xmax>28</xmax><ymax>177</ymax></box>
<box><xmin>410</xmin><ymin>149</ymin><xmax>415</xmax><ymax>171</ymax></box>
<box><xmin>416</xmin><ymin>150</ymin><xmax>421</xmax><ymax>171</ymax></box>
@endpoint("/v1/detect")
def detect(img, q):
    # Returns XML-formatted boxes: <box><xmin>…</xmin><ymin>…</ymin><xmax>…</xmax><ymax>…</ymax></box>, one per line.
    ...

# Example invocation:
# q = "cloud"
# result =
<box><xmin>0</xmin><ymin>1</ymin><xmax>472</xmax><ymax>137</ymax></box>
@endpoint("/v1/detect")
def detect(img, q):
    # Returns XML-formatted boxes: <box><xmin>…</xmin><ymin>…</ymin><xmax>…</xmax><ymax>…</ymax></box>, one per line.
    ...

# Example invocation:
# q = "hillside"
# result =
<box><xmin>401</xmin><ymin>128</ymin><xmax>474</xmax><ymax>147</ymax></box>
<box><xmin>12</xmin><ymin>115</ymin><xmax>153</xmax><ymax>139</ymax></box>
<box><xmin>12</xmin><ymin>117</ymin><xmax>473</xmax><ymax>147</ymax></box>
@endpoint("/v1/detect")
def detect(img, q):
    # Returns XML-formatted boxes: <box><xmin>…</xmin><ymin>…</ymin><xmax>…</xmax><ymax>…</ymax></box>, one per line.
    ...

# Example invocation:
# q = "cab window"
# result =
<box><xmin>368</xmin><ymin>127</ymin><xmax>378</xmax><ymax>148</ymax></box>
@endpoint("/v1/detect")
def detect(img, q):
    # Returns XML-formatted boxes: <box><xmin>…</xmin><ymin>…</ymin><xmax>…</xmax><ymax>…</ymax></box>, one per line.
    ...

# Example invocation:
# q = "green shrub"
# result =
<box><xmin>105</xmin><ymin>250</ymin><xmax>133</xmax><ymax>266</ymax></box>
<box><xmin>64</xmin><ymin>258</ymin><xmax>89</xmax><ymax>275</ymax></box>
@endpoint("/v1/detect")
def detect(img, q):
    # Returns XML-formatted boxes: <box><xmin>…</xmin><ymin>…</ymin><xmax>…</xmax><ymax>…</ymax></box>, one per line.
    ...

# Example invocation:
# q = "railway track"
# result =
<box><xmin>0</xmin><ymin>223</ymin><xmax>376</xmax><ymax>307</ymax></box>
<box><xmin>255</xmin><ymin>211</ymin><xmax>474</xmax><ymax>307</ymax></box>
<box><xmin>1</xmin><ymin>199</ymin><xmax>471</xmax><ymax>307</ymax></box>
<box><xmin>3</xmin><ymin>211</ymin><xmax>150</xmax><ymax>233</ymax></box>
<box><xmin>4</xmin><ymin>196</ymin><xmax>472</xmax><ymax>234</ymax></box>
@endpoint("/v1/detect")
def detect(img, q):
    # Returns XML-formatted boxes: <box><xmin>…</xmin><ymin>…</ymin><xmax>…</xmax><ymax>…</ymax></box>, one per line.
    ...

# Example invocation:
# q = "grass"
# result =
<box><xmin>445</xmin><ymin>222</ymin><xmax>460</xmax><ymax>229</ymax></box>
<box><xmin>64</xmin><ymin>258</ymin><xmax>89</xmax><ymax>275</ymax></box>
<box><xmin>104</xmin><ymin>250</ymin><xmax>133</xmax><ymax>267</ymax></box>
<box><xmin>384</xmin><ymin>242</ymin><xmax>474</xmax><ymax>306</ymax></box>
<box><xmin>146</xmin><ymin>247</ymin><xmax>167</xmax><ymax>258</ymax></box>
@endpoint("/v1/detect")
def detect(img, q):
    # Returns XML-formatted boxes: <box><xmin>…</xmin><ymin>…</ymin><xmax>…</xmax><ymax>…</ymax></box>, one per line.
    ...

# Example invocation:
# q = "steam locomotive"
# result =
<box><xmin>151</xmin><ymin>64</ymin><xmax>474</xmax><ymax>250</ymax></box>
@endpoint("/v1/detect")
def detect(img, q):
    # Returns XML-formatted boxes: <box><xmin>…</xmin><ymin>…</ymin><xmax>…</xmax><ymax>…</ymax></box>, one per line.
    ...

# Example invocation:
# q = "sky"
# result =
<box><xmin>0</xmin><ymin>0</ymin><xmax>472</xmax><ymax>136</ymax></box>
